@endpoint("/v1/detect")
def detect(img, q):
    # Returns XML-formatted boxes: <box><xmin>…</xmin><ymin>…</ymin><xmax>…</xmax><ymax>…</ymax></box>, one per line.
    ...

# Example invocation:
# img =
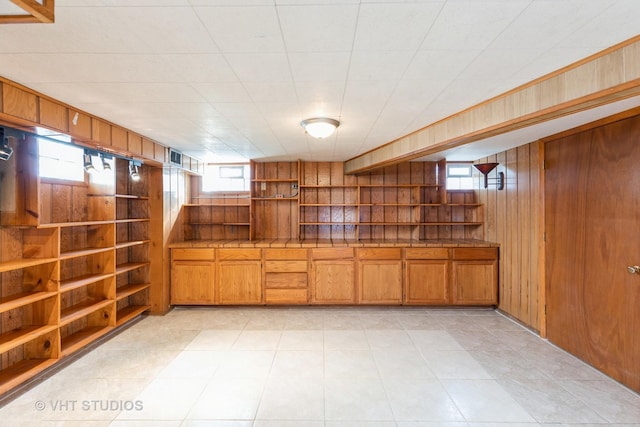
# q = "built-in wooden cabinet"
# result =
<box><xmin>357</xmin><ymin>248</ymin><xmax>403</xmax><ymax>304</ymax></box>
<box><xmin>218</xmin><ymin>249</ymin><xmax>262</xmax><ymax>305</ymax></box>
<box><xmin>264</xmin><ymin>249</ymin><xmax>308</xmax><ymax>305</ymax></box>
<box><xmin>171</xmin><ymin>249</ymin><xmax>215</xmax><ymax>305</ymax></box>
<box><xmin>451</xmin><ymin>248</ymin><xmax>498</xmax><ymax>306</ymax></box>
<box><xmin>0</xmin><ymin>137</ymin><xmax>157</xmax><ymax>395</ymax></box>
<box><xmin>404</xmin><ymin>249</ymin><xmax>450</xmax><ymax>305</ymax></box>
<box><xmin>309</xmin><ymin>248</ymin><xmax>356</xmax><ymax>304</ymax></box>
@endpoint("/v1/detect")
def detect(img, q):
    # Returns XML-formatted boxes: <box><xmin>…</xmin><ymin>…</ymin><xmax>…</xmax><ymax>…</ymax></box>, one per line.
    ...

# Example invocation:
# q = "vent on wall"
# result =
<box><xmin>169</xmin><ymin>148</ymin><xmax>182</xmax><ymax>167</ymax></box>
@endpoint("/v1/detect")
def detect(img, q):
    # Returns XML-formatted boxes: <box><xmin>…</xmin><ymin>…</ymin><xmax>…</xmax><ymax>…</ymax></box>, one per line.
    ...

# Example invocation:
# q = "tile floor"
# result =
<box><xmin>1</xmin><ymin>307</ymin><xmax>640</xmax><ymax>426</ymax></box>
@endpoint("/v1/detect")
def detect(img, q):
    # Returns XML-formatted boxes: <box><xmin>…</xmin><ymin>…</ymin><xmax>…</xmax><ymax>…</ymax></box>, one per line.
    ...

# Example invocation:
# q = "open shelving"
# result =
<box><xmin>0</xmin><ymin>137</ymin><xmax>155</xmax><ymax>395</ymax></box>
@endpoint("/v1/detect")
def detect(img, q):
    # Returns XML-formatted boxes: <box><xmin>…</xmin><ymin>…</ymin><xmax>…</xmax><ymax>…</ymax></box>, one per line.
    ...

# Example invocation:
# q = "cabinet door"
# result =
<box><xmin>171</xmin><ymin>261</ymin><xmax>215</xmax><ymax>304</ymax></box>
<box><xmin>404</xmin><ymin>260</ymin><xmax>449</xmax><ymax>305</ymax></box>
<box><xmin>218</xmin><ymin>260</ymin><xmax>262</xmax><ymax>305</ymax></box>
<box><xmin>451</xmin><ymin>260</ymin><xmax>497</xmax><ymax>305</ymax></box>
<box><xmin>310</xmin><ymin>260</ymin><xmax>355</xmax><ymax>304</ymax></box>
<box><xmin>358</xmin><ymin>260</ymin><xmax>402</xmax><ymax>304</ymax></box>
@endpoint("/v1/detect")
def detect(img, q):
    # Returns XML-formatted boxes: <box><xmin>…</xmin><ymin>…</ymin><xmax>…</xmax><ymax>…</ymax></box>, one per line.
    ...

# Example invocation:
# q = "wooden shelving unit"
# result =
<box><xmin>0</xmin><ymin>138</ymin><xmax>155</xmax><ymax>394</ymax></box>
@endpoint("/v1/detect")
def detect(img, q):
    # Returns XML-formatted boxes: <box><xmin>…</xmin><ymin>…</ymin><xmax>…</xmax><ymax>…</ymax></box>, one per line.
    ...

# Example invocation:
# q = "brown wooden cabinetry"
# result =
<box><xmin>357</xmin><ymin>248</ymin><xmax>402</xmax><ymax>304</ymax></box>
<box><xmin>170</xmin><ymin>249</ymin><xmax>215</xmax><ymax>304</ymax></box>
<box><xmin>264</xmin><ymin>249</ymin><xmax>308</xmax><ymax>305</ymax></box>
<box><xmin>451</xmin><ymin>248</ymin><xmax>498</xmax><ymax>306</ymax></box>
<box><xmin>404</xmin><ymin>248</ymin><xmax>450</xmax><ymax>305</ymax></box>
<box><xmin>310</xmin><ymin>248</ymin><xmax>356</xmax><ymax>304</ymax></box>
<box><xmin>218</xmin><ymin>249</ymin><xmax>262</xmax><ymax>305</ymax></box>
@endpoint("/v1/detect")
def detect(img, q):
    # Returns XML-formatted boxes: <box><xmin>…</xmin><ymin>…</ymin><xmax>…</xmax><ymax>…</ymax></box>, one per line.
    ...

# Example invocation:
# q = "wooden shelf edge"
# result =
<box><xmin>0</xmin><ymin>359</ymin><xmax>58</xmax><ymax>396</ymax></box>
<box><xmin>0</xmin><ymin>257</ymin><xmax>58</xmax><ymax>273</ymax></box>
<box><xmin>60</xmin><ymin>273</ymin><xmax>113</xmax><ymax>294</ymax></box>
<box><xmin>115</xmin><ymin>240</ymin><xmax>150</xmax><ymax>249</ymax></box>
<box><xmin>115</xmin><ymin>262</ymin><xmax>149</xmax><ymax>275</ymax></box>
<box><xmin>60</xmin><ymin>299</ymin><xmax>114</xmax><ymax>327</ymax></box>
<box><xmin>116</xmin><ymin>305</ymin><xmax>150</xmax><ymax>326</ymax></box>
<box><xmin>252</xmin><ymin>178</ymin><xmax>298</xmax><ymax>182</ymax></box>
<box><xmin>61</xmin><ymin>326</ymin><xmax>114</xmax><ymax>358</ymax></box>
<box><xmin>115</xmin><ymin>218</ymin><xmax>150</xmax><ymax>223</ymax></box>
<box><xmin>38</xmin><ymin>220</ymin><xmax>115</xmax><ymax>228</ymax></box>
<box><xmin>115</xmin><ymin>194</ymin><xmax>149</xmax><ymax>200</ymax></box>
<box><xmin>116</xmin><ymin>283</ymin><xmax>151</xmax><ymax>301</ymax></box>
<box><xmin>59</xmin><ymin>246</ymin><xmax>113</xmax><ymax>260</ymax></box>
<box><xmin>0</xmin><ymin>291</ymin><xmax>58</xmax><ymax>314</ymax></box>
<box><xmin>0</xmin><ymin>325</ymin><xmax>58</xmax><ymax>354</ymax></box>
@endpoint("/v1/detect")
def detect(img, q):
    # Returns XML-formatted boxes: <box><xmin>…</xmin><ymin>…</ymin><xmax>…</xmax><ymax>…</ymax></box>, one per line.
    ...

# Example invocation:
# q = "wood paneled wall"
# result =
<box><xmin>477</xmin><ymin>141</ymin><xmax>543</xmax><ymax>331</ymax></box>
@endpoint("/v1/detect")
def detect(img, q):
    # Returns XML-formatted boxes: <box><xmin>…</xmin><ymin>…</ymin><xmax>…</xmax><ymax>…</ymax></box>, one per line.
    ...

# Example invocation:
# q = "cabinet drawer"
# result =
<box><xmin>265</xmin><ymin>272</ymin><xmax>308</xmax><ymax>289</ymax></box>
<box><xmin>265</xmin><ymin>260</ymin><xmax>308</xmax><ymax>273</ymax></box>
<box><xmin>218</xmin><ymin>248</ymin><xmax>261</xmax><ymax>260</ymax></box>
<box><xmin>311</xmin><ymin>247</ymin><xmax>354</xmax><ymax>260</ymax></box>
<box><xmin>264</xmin><ymin>248</ymin><xmax>308</xmax><ymax>260</ymax></box>
<box><xmin>452</xmin><ymin>248</ymin><xmax>497</xmax><ymax>260</ymax></box>
<box><xmin>172</xmin><ymin>248</ymin><xmax>215</xmax><ymax>261</ymax></box>
<box><xmin>358</xmin><ymin>248</ymin><xmax>402</xmax><ymax>260</ymax></box>
<box><xmin>404</xmin><ymin>248</ymin><xmax>449</xmax><ymax>259</ymax></box>
<box><xmin>265</xmin><ymin>289</ymin><xmax>308</xmax><ymax>305</ymax></box>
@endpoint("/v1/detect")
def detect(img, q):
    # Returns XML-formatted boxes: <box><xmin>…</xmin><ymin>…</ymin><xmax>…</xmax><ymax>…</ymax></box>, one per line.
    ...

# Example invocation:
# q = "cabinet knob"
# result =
<box><xmin>627</xmin><ymin>266</ymin><xmax>640</xmax><ymax>275</ymax></box>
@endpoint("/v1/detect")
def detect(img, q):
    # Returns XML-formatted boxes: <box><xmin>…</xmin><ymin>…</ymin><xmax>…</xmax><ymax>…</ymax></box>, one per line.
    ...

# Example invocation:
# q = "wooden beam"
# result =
<box><xmin>0</xmin><ymin>15</ymin><xmax>40</xmax><ymax>24</ymax></box>
<box><xmin>344</xmin><ymin>35</ymin><xmax>640</xmax><ymax>174</ymax></box>
<box><xmin>8</xmin><ymin>0</ymin><xmax>54</xmax><ymax>24</ymax></box>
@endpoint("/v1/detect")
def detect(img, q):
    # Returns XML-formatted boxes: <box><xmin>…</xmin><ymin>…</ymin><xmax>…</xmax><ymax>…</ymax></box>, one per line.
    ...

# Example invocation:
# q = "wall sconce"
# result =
<box><xmin>474</xmin><ymin>162</ymin><xmax>504</xmax><ymax>190</ymax></box>
<box><xmin>129</xmin><ymin>160</ymin><xmax>142</xmax><ymax>181</ymax></box>
<box><xmin>83</xmin><ymin>150</ymin><xmax>97</xmax><ymax>173</ymax></box>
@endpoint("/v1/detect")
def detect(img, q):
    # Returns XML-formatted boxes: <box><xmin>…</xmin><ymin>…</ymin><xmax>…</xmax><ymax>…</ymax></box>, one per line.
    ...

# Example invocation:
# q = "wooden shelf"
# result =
<box><xmin>300</xmin><ymin>203</ymin><xmax>358</xmax><ymax>207</ymax></box>
<box><xmin>115</xmin><ymin>194</ymin><xmax>149</xmax><ymax>200</ymax></box>
<box><xmin>61</xmin><ymin>326</ymin><xmax>113</xmax><ymax>357</ymax></box>
<box><xmin>60</xmin><ymin>273</ymin><xmax>113</xmax><ymax>293</ymax></box>
<box><xmin>0</xmin><ymin>359</ymin><xmax>58</xmax><ymax>396</ymax></box>
<box><xmin>116</xmin><ymin>283</ymin><xmax>151</xmax><ymax>301</ymax></box>
<box><xmin>0</xmin><ymin>291</ymin><xmax>58</xmax><ymax>314</ymax></box>
<box><xmin>39</xmin><ymin>220</ymin><xmax>114</xmax><ymax>228</ymax></box>
<box><xmin>115</xmin><ymin>240</ymin><xmax>150</xmax><ymax>249</ymax></box>
<box><xmin>300</xmin><ymin>184</ymin><xmax>357</xmax><ymax>188</ymax></box>
<box><xmin>59</xmin><ymin>246</ymin><xmax>113</xmax><ymax>260</ymax></box>
<box><xmin>116</xmin><ymin>262</ymin><xmax>149</xmax><ymax>275</ymax></box>
<box><xmin>187</xmin><ymin>222</ymin><xmax>250</xmax><ymax>226</ymax></box>
<box><xmin>0</xmin><ymin>258</ymin><xmax>57</xmax><ymax>273</ymax></box>
<box><xmin>419</xmin><ymin>222</ymin><xmax>483</xmax><ymax>226</ymax></box>
<box><xmin>116</xmin><ymin>305</ymin><xmax>150</xmax><ymax>326</ymax></box>
<box><xmin>359</xmin><ymin>203</ymin><xmax>419</xmax><ymax>207</ymax></box>
<box><xmin>251</xmin><ymin>197</ymin><xmax>298</xmax><ymax>201</ymax></box>
<box><xmin>184</xmin><ymin>203</ymin><xmax>249</xmax><ymax>207</ymax></box>
<box><xmin>0</xmin><ymin>325</ymin><xmax>58</xmax><ymax>354</ymax></box>
<box><xmin>300</xmin><ymin>222</ymin><xmax>359</xmax><ymax>225</ymax></box>
<box><xmin>60</xmin><ymin>299</ymin><xmax>113</xmax><ymax>326</ymax></box>
<box><xmin>115</xmin><ymin>218</ymin><xmax>150</xmax><ymax>224</ymax></box>
<box><xmin>252</xmin><ymin>178</ymin><xmax>298</xmax><ymax>182</ymax></box>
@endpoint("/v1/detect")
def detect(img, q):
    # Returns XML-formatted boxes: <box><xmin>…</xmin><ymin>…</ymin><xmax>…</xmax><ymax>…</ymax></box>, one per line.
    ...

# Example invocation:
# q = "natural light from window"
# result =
<box><xmin>202</xmin><ymin>164</ymin><xmax>250</xmax><ymax>192</ymax></box>
<box><xmin>38</xmin><ymin>139</ymin><xmax>85</xmax><ymax>182</ymax></box>
<box><xmin>446</xmin><ymin>163</ymin><xmax>474</xmax><ymax>190</ymax></box>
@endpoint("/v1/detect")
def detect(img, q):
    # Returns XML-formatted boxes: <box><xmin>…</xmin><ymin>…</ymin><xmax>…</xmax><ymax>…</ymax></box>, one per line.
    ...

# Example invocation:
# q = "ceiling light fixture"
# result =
<box><xmin>83</xmin><ymin>150</ymin><xmax>97</xmax><ymax>173</ymax></box>
<box><xmin>100</xmin><ymin>153</ymin><xmax>112</xmax><ymax>171</ymax></box>
<box><xmin>129</xmin><ymin>160</ymin><xmax>142</xmax><ymax>181</ymax></box>
<box><xmin>300</xmin><ymin>117</ymin><xmax>340</xmax><ymax>139</ymax></box>
<box><xmin>0</xmin><ymin>128</ymin><xmax>12</xmax><ymax>161</ymax></box>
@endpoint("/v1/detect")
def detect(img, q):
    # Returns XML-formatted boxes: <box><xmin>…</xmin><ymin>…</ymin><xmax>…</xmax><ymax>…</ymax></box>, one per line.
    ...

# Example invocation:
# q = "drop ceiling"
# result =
<box><xmin>0</xmin><ymin>0</ymin><xmax>638</xmax><ymax>164</ymax></box>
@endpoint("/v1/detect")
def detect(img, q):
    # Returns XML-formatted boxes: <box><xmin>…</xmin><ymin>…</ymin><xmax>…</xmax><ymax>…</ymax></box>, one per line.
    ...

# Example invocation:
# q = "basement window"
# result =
<box><xmin>38</xmin><ymin>139</ymin><xmax>85</xmax><ymax>182</ymax></box>
<box><xmin>202</xmin><ymin>164</ymin><xmax>250</xmax><ymax>192</ymax></box>
<box><xmin>446</xmin><ymin>163</ymin><xmax>474</xmax><ymax>190</ymax></box>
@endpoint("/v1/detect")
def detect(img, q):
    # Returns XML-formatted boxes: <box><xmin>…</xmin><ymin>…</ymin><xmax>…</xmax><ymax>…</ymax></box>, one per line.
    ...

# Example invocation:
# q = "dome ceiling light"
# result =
<box><xmin>300</xmin><ymin>117</ymin><xmax>340</xmax><ymax>139</ymax></box>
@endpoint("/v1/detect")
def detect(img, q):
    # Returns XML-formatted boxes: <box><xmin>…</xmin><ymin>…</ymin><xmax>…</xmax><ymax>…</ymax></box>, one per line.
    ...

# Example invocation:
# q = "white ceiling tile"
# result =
<box><xmin>421</xmin><ymin>1</ymin><xmax>529</xmax><ymax>50</ymax></box>
<box><xmin>243</xmin><ymin>82</ymin><xmax>298</xmax><ymax>103</ymax></box>
<box><xmin>456</xmin><ymin>48</ymin><xmax>544</xmax><ymax>82</ymax></box>
<box><xmin>277</xmin><ymin>4</ymin><xmax>359</xmax><ymax>52</ymax></box>
<box><xmin>353</xmin><ymin>2</ymin><xmax>442</xmax><ymax>51</ymax></box>
<box><xmin>192</xmin><ymin>82</ymin><xmax>252</xmax><ymax>103</ymax></box>
<box><xmin>161</xmin><ymin>54</ymin><xmax>237</xmax><ymax>82</ymax></box>
<box><xmin>294</xmin><ymin>82</ymin><xmax>345</xmax><ymax>105</ymax></box>
<box><xmin>225</xmin><ymin>53</ymin><xmax>292</xmax><ymax>83</ymax></box>
<box><xmin>189</xmin><ymin>0</ymin><xmax>273</xmax><ymax>5</ymax></box>
<box><xmin>288</xmin><ymin>52</ymin><xmax>351</xmax><ymax>82</ymax></box>
<box><xmin>347</xmin><ymin>51</ymin><xmax>415</xmax><ymax>81</ymax></box>
<box><xmin>195</xmin><ymin>6</ymin><xmax>285</xmax><ymax>53</ymax></box>
<box><xmin>490</xmin><ymin>0</ymin><xmax>616</xmax><ymax>50</ymax></box>
<box><xmin>403</xmin><ymin>49</ymin><xmax>481</xmax><ymax>81</ymax></box>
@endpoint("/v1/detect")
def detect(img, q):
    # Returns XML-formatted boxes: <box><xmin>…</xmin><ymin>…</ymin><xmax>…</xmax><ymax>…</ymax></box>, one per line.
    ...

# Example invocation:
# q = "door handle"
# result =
<box><xmin>627</xmin><ymin>266</ymin><xmax>640</xmax><ymax>275</ymax></box>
